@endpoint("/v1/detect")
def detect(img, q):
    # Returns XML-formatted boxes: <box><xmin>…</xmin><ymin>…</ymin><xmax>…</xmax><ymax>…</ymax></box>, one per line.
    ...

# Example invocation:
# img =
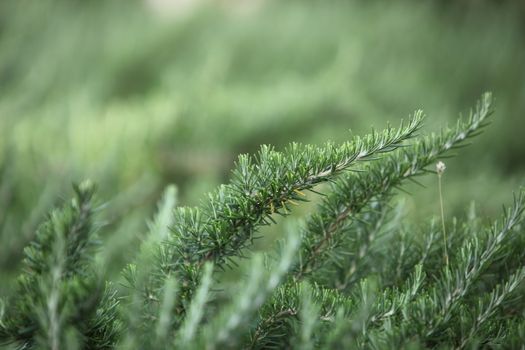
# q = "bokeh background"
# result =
<box><xmin>1</xmin><ymin>0</ymin><xmax>524</xmax><ymax>284</ymax></box>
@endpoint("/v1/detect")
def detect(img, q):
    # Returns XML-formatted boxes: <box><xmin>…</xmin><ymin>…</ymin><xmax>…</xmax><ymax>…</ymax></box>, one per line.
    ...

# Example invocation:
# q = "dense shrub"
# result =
<box><xmin>2</xmin><ymin>93</ymin><xmax>524</xmax><ymax>349</ymax></box>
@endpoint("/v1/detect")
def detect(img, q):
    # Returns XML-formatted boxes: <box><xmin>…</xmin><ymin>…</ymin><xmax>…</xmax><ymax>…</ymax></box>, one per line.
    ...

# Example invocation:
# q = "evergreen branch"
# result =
<box><xmin>422</xmin><ymin>190</ymin><xmax>525</xmax><ymax>342</ymax></box>
<box><xmin>154</xmin><ymin>277</ymin><xmax>178</xmax><ymax>348</ymax></box>
<box><xmin>87</xmin><ymin>286</ymin><xmax>122</xmax><ymax>349</ymax></box>
<box><xmin>0</xmin><ymin>181</ymin><xmax>120</xmax><ymax>349</ymax></box>
<box><xmin>320</xmin><ymin>286</ymin><xmax>376</xmax><ymax>350</ymax></box>
<box><xmin>148</xmin><ymin>185</ymin><xmax>178</xmax><ymax>241</ymax></box>
<box><xmin>176</xmin><ymin>263</ymin><xmax>214</xmax><ymax>347</ymax></box>
<box><xmin>418</xmin><ymin>224</ymin><xmax>440</xmax><ymax>271</ymax></box>
<box><xmin>38</xmin><ymin>246</ymin><xmax>65</xmax><ymax>350</ymax></box>
<box><xmin>294</xmin><ymin>284</ymin><xmax>321</xmax><ymax>350</ymax></box>
<box><xmin>24</xmin><ymin>181</ymin><xmax>97</xmax><ymax>279</ymax></box>
<box><xmin>457</xmin><ymin>266</ymin><xmax>525</xmax><ymax>349</ymax></box>
<box><xmin>368</xmin><ymin>264</ymin><xmax>426</xmax><ymax>325</ymax></box>
<box><xmin>361</xmin><ymin>190</ymin><xmax>525</xmax><ymax>348</ymax></box>
<box><xmin>485</xmin><ymin>318</ymin><xmax>525</xmax><ymax>349</ymax></box>
<box><xmin>295</xmin><ymin>93</ymin><xmax>493</xmax><ymax>279</ymax></box>
<box><xmin>119</xmin><ymin>185</ymin><xmax>179</xmax><ymax>349</ymax></box>
<box><xmin>378</xmin><ymin>217</ymin><xmax>425</xmax><ymax>288</ymax></box>
<box><xmin>247</xmin><ymin>281</ymin><xmax>356</xmax><ymax>349</ymax></box>
<box><xmin>333</xmin><ymin>201</ymin><xmax>390</xmax><ymax>290</ymax></box>
<box><xmin>198</xmin><ymin>230</ymin><xmax>301</xmax><ymax>350</ymax></box>
<box><xmin>167</xmin><ymin>114</ymin><xmax>423</xmax><ymax>272</ymax></box>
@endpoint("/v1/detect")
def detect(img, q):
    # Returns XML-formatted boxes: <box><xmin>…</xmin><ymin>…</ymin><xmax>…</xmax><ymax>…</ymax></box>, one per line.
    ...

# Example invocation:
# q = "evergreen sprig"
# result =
<box><xmin>0</xmin><ymin>181</ymin><xmax>120</xmax><ymax>349</ymax></box>
<box><xmin>119</xmin><ymin>185</ymin><xmax>178</xmax><ymax>349</ymax></box>
<box><xmin>168</xmin><ymin>113</ymin><xmax>423</xmax><ymax>269</ymax></box>
<box><xmin>295</xmin><ymin>92</ymin><xmax>493</xmax><ymax>281</ymax></box>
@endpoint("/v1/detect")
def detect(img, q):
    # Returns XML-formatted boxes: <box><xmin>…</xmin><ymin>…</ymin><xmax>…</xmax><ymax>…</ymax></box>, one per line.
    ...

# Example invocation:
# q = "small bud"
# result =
<box><xmin>436</xmin><ymin>161</ymin><xmax>446</xmax><ymax>175</ymax></box>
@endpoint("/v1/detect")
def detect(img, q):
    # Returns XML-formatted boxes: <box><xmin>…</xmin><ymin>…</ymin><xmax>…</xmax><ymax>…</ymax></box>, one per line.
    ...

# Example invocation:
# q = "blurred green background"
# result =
<box><xmin>1</xmin><ymin>0</ymin><xmax>524</xmax><ymax>283</ymax></box>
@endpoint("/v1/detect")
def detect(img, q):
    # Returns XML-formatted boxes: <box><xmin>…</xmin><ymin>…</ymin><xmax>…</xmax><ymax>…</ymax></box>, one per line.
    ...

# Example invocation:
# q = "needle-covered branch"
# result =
<box><xmin>167</xmin><ymin>114</ymin><xmax>423</xmax><ymax>272</ymax></box>
<box><xmin>0</xmin><ymin>181</ymin><xmax>120</xmax><ymax>349</ymax></box>
<box><xmin>294</xmin><ymin>93</ymin><xmax>493</xmax><ymax>280</ymax></box>
<box><xmin>350</xmin><ymin>190</ymin><xmax>525</xmax><ymax>348</ymax></box>
<box><xmin>247</xmin><ymin>281</ymin><xmax>357</xmax><ymax>349</ymax></box>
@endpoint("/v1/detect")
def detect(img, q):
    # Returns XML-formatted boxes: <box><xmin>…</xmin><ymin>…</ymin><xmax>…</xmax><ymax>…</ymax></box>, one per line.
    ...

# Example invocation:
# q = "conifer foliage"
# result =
<box><xmin>1</xmin><ymin>93</ymin><xmax>524</xmax><ymax>349</ymax></box>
